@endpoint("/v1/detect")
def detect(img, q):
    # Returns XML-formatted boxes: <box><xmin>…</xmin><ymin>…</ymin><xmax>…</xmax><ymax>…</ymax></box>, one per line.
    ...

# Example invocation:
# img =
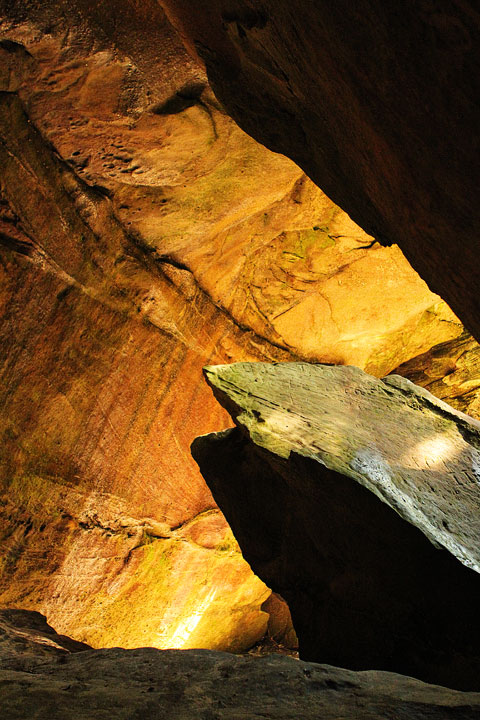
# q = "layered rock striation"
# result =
<box><xmin>193</xmin><ymin>362</ymin><xmax>480</xmax><ymax>689</ymax></box>
<box><xmin>0</xmin><ymin>87</ymin><xmax>286</xmax><ymax>651</ymax></box>
<box><xmin>396</xmin><ymin>331</ymin><xmax>480</xmax><ymax>420</ymax></box>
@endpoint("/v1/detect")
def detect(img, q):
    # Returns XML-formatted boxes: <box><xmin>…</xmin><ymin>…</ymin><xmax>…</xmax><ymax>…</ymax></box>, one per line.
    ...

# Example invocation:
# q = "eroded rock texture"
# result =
<box><xmin>0</xmin><ymin>1</ymin><xmax>462</xmax><ymax>373</ymax></box>
<box><xmin>160</xmin><ymin>0</ymin><xmax>480</xmax><ymax>343</ymax></box>
<box><xmin>396</xmin><ymin>331</ymin><xmax>480</xmax><ymax>420</ymax></box>
<box><xmin>193</xmin><ymin>363</ymin><xmax>480</xmax><ymax>689</ymax></box>
<box><xmin>0</xmin><ymin>1</ymin><xmax>467</xmax><ymax>653</ymax></box>
<box><xmin>2</xmin><ymin>609</ymin><xmax>480</xmax><ymax>720</ymax></box>
<box><xmin>0</xmin><ymin>89</ymin><xmax>288</xmax><ymax>652</ymax></box>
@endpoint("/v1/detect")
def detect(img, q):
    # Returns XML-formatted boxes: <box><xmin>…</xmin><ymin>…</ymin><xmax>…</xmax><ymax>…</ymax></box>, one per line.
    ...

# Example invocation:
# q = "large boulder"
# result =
<box><xmin>193</xmin><ymin>362</ymin><xmax>480</xmax><ymax>689</ymax></box>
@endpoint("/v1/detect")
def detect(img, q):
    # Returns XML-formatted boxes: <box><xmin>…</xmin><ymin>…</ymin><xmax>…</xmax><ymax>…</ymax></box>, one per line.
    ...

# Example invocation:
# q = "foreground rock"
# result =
<box><xmin>193</xmin><ymin>363</ymin><xmax>480</xmax><ymax>690</ymax></box>
<box><xmin>2</xmin><ymin>610</ymin><xmax>480</xmax><ymax>720</ymax></box>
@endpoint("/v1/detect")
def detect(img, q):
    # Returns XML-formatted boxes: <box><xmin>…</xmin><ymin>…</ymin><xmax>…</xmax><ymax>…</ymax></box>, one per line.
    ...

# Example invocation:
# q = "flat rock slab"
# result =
<box><xmin>193</xmin><ymin>363</ymin><xmax>480</xmax><ymax>689</ymax></box>
<box><xmin>2</xmin><ymin>611</ymin><xmax>480</xmax><ymax>720</ymax></box>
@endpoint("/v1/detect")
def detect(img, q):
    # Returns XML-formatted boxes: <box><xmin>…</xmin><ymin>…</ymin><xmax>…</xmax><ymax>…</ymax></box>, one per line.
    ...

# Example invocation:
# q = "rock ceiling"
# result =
<box><xmin>0</xmin><ymin>0</ymin><xmax>480</xmax><ymax>665</ymax></box>
<box><xmin>160</xmin><ymin>0</ymin><xmax>480</xmax><ymax>342</ymax></box>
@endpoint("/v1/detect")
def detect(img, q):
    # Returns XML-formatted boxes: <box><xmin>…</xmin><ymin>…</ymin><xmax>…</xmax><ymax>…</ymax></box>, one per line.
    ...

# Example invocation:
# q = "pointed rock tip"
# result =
<box><xmin>203</xmin><ymin>363</ymin><xmax>228</xmax><ymax>377</ymax></box>
<box><xmin>202</xmin><ymin>363</ymin><xmax>234</xmax><ymax>389</ymax></box>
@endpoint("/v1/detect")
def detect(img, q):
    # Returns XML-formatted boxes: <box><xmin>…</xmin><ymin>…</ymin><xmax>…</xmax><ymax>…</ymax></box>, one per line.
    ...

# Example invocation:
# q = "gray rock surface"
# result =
<box><xmin>2</xmin><ymin>609</ymin><xmax>480</xmax><ymax>719</ymax></box>
<box><xmin>203</xmin><ymin>362</ymin><xmax>480</xmax><ymax>572</ymax></box>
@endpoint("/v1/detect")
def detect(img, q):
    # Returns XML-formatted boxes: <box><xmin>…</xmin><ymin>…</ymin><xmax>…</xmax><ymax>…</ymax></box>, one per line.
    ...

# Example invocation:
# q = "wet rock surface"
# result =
<box><xmin>193</xmin><ymin>362</ymin><xmax>480</xmax><ymax>689</ymax></box>
<box><xmin>2</xmin><ymin>609</ymin><xmax>480</xmax><ymax>720</ymax></box>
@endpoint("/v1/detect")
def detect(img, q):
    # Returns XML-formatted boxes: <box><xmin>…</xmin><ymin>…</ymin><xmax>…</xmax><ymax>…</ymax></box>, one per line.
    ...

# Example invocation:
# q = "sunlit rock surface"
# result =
<box><xmin>0</xmin><ymin>3</ymin><xmax>462</xmax><ymax>373</ymax></box>
<box><xmin>0</xmin><ymin>89</ymin><xmax>286</xmax><ymax>652</ymax></box>
<box><xmin>2</xmin><ymin>610</ymin><xmax>480</xmax><ymax>720</ymax></box>
<box><xmin>193</xmin><ymin>362</ymin><xmax>480</xmax><ymax>689</ymax></box>
<box><xmin>0</xmin><ymin>2</ymin><xmax>468</xmax><ymax>653</ymax></box>
<box><xmin>160</xmin><ymin>0</ymin><xmax>480</xmax><ymax>344</ymax></box>
<box><xmin>395</xmin><ymin>331</ymin><xmax>480</xmax><ymax>421</ymax></box>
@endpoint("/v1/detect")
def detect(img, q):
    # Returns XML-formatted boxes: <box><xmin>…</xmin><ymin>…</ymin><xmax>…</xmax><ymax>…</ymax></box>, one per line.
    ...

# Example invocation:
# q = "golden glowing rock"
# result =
<box><xmin>0</xmin><ymin>3</ymin><xmax>470</xmax><ymax>655</ymax></box>
<box><xmin>1</xmin><ymin>9</ymin><xmax>462</xmax><ymax>375</ymax></box>
<box><xmin>0</xmin><ymin>90</ymin><xmax>284</xmax><ymax>650</ymax></box>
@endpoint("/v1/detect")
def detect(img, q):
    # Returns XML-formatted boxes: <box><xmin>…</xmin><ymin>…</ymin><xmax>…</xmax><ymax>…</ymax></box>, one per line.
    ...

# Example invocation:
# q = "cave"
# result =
<box><xmin>1</xmin><ymin>2</ymin><xmax>480</xmax><ymax>718</ymax></box>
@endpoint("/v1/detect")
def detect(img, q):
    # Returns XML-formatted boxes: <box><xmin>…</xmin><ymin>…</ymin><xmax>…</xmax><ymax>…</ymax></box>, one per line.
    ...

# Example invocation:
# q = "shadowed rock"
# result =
<box><xmin>0</xmin><ymin>609</ymin><xmax>91</xmax><ymax>659</ymax></box>
<box><xmin>2</xmin><ymin>609</ymin><xmax>480</xmax><ymax>720</ymax></box>
<box><xmin>192</xmin><ymin>362</ymin><xmax>480</xmax><ymax>690</ymax></box>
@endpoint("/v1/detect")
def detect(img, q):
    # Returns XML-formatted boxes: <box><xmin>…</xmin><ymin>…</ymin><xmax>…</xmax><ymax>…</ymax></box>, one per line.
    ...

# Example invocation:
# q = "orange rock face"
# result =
<box><xmin>0</xmin><ymin>88</ymin><xmax>285</xmax><ymax>650</ymax></box>
<box><xmin>0</xmin><ymin>2</ymin><xmax>469</xmax><ymax>652</ymax></box>
<box><xmin>1</xmin><ymin>5</ymin><xmax>462</xmax><ymax>374</ymax></box>
<box><xmin>395</xmin><ymin>332</ymin><xmax>480</xmax><ymax>421</ymax></box>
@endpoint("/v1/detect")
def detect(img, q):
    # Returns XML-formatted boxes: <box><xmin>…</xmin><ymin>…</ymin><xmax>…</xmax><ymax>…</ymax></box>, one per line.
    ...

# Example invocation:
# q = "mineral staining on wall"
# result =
<box><xmin>0</xmin><ymin>87</ymin><xmax>284</xmax><ymax>650</ymax></box>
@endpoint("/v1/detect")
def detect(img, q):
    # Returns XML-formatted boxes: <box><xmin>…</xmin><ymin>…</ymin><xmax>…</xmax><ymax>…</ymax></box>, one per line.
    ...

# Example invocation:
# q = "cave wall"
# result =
<box><xmin>1</xmin><ymin>0</ymin><xmax>479</xmax><ymax>653</ymax></box>
<box><xmin>0</xmin><ymin>88</ymin><xmax>294</xmax><ymax>650</ymax></box>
